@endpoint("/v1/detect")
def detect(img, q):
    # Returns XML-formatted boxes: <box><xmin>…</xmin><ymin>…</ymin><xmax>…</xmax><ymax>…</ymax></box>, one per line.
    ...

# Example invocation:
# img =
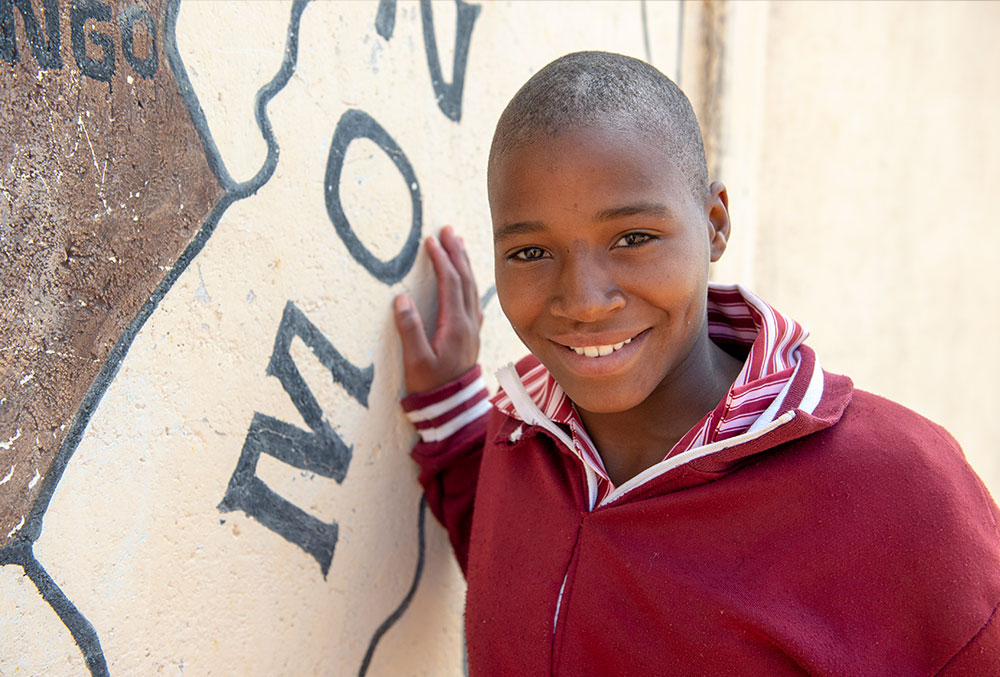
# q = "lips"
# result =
<box><xmin>546</xmin><ymin>330</ymin><xmax>648</xmax><ymax>380</ymax></box>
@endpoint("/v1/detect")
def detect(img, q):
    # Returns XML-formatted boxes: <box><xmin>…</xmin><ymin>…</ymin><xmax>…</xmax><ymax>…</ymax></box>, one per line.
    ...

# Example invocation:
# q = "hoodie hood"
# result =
<box><xmin>491</xmin><ymin>284</ymin><xmax>854</xmax><ymax>508</ymax></box>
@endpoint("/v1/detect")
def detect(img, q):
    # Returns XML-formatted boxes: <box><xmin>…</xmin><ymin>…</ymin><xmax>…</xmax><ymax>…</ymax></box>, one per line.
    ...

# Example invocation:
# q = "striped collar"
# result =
<box><xmin>491</xmin><ymin>283</ymin><xmax>814</xmax><ymax>506</ymax></box>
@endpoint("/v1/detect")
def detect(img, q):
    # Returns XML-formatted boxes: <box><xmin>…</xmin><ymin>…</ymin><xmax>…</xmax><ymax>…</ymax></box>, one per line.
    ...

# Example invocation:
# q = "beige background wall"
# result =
<box><xmin>1</xmin><ymin>1</ymin><xmax>996</xmax><ymax>675</ymax></box>
<box><xmin>690</xmin><ymin>0</ymin><xmax>1000</xmax><ymax>498</ymax></box>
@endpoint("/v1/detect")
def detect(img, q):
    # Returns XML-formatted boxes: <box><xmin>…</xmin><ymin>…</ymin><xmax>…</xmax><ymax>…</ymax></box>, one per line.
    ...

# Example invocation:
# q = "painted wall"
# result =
<box><xmin>0</xmin><ymin>1</ymin><xmax>679</xmax><ymax>674</ymax></box>
<box><xmin>2</xmin><ymin>1</ymin><xmax>996</xmax><ymax>675</ymax></box>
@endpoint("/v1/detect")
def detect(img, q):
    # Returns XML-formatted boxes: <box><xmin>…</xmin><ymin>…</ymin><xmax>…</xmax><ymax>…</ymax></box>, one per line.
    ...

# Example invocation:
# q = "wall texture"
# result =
<box><xmin>0</xmin><ymin>1</ymin><xmax>677</xmax><ymax>674</ymax></box>
<box><xmin>1</xmin><ymin>1</ymin><xmax>995</xmax><ymax>675</ymax></box>
<box><xmin>690</xmin><ymin>0</ymin><xmax>1000</xmax><ymax>498</ymax></box>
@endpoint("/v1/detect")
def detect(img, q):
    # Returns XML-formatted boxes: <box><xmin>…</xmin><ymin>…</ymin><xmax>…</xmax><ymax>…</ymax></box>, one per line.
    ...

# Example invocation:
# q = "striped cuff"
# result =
<box><xmin>402</xmin><ymin>366</ymin><xmax>491</xmax><ymax>443</ymax></box>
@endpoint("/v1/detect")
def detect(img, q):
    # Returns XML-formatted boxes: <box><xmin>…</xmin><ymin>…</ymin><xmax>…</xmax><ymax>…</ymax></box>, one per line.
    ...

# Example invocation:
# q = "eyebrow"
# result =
<box><xmin>493</xmin><ymin>203</ymin><xmax>675</xmax><ymax>244</ymax></box>
<box><xmin>594</xmin><ymin>202</ymin><xmax>675</xmax><ymax>222</ymax></box>
<box><xmin>493</xmin><ymin>220</ymin><xmax>545</xmax><ymax>244</ymax></box>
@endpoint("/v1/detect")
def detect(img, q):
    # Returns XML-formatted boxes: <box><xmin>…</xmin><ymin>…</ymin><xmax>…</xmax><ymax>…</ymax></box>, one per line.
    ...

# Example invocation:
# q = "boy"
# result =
<box><xmin>392</xmin><ymin>52</ymin><xmax>1000</xmax><ymax>675</ymax></box>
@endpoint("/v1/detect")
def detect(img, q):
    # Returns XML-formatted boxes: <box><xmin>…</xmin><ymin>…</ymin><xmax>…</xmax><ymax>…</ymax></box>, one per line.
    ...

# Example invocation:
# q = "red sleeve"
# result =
<box><xmin>930</xmin><ymin>422</ymin><xmax>1000</xmax><ymax>675</ymax></box>
<box><xmin>402</xmin><ymin>366</ymin><xmax>490</xmax><ymax>575</ymax></box>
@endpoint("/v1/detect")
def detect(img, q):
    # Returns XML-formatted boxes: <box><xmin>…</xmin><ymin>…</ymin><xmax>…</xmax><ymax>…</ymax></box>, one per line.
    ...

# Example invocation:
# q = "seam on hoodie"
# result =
<box><xmin>926</xmin><ymin>421</ymin><xmax>1000</xmax><ymax>536</ymax></box>
<box><xmin>935</xmin><ymin>601</ymin><xmax>999</xmax><ymax>675</ymax></box>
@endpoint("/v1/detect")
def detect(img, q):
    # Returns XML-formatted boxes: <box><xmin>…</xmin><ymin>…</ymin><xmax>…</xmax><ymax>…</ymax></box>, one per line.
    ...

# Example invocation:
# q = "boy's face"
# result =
<box><xmin>489</xmin><ymin>125</ymin><xmax>729</xmax><ymax>415</ymax></box>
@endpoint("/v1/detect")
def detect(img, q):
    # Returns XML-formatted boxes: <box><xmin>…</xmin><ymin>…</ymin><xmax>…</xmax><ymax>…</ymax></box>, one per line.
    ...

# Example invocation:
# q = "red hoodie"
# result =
<box><xmin>402</xmin><ymin>290</ymin><xmax>1000</xmax><ymax>676</ymax></box>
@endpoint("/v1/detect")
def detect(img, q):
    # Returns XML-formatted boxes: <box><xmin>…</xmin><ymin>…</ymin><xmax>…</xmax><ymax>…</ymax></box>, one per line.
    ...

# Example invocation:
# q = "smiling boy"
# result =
<box><xmin>393</xmin><ymin>52</ymin><xmax>1000</xmax><ymax>675</ymax></box>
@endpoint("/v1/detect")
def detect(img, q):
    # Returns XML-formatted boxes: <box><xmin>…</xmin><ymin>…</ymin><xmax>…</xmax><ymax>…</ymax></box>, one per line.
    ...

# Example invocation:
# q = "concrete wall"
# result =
<box><xmin>0</xmin><ymin>1</ymin><xmax>677</xmax><ymax>674</ymax></box>
<box><xmin>689</xmin><ymin>0</ymin><xmax>1000</xmax><ymax>498</ymax></box>
<box><xmin>1</xmin><ymin>1</ymin><xmax>995</xmax><ymax>675</ymax></box>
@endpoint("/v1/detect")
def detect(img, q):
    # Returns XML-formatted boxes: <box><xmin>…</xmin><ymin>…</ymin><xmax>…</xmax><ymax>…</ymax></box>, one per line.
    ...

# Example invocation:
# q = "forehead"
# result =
<box><xmin>488</xmin><ymin>126</ymin><xmax>694</xmax><ymax>229</ymax></box>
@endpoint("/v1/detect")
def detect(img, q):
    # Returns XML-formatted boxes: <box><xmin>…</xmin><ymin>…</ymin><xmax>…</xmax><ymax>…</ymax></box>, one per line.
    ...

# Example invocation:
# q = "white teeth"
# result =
<box><xmin>568</xmin><ymin>338</ymin><xmax>635</xmax><ymax>358</ymax></box>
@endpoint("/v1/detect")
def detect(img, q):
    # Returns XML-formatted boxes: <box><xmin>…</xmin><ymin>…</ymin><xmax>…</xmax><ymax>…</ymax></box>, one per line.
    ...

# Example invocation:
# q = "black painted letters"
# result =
<box><xmin>220</xmin><ymin>302</ymin><xmax>373</xmax><ymax>577</ymax></box>
<box><xmin>70</xmin><ymin>0</ymin><xmax>114</xmax><ymax>82</ymax></box>
<box><xmin>119</xmin><ymin>4</ymin><xmax>156</xmax><ymax>79</ymax></box>
<box><xmin>0</xmin><ymin>0</ymin><xmax>61</xmax><ymax>68</ymax></box>
<box><xmin>373</xmin><ymin>0</ymin><xmax>480</xmax><ymax>122</ymax></box>
<box><xmin>224</xmin><ymin>0</ymin><xmax>480</xmax><ymax>578</ymax></box>
<box><xmin>419</xmin><ymin>0</ymin><xmax>479</xmax><ymax>122</ymax></box>
<box><xmin>3</xmin><ymin>0</ymin><xmax>158</xmax><ymax>80</ymax></box>
<box><xmin>374</xmin><ymin>0</ymin><xmax>395</xmax><ymax>41</ymax></box>
<box><xmin>325</xmin><ymin>109</ymin><xmax>422</xmax><ymax>285</ymax></box>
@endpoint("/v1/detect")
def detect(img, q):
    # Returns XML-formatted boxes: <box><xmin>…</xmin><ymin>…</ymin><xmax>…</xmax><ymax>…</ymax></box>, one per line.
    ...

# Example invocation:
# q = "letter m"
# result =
<box><xmin>219</xmin><ymin>301</ymin><xmax>373</xmax><ymax>578</ymax></box>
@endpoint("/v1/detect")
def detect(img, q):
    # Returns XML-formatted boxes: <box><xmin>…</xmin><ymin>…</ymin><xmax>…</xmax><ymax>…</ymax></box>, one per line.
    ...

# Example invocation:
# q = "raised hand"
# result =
<box><xmin>393</xmin><ymin>226</ymin><xmax>483</xmax><ymax>394</ymax></box>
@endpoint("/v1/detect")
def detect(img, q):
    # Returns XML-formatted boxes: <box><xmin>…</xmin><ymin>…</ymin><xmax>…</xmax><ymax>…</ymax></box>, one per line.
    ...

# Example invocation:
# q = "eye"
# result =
<box><xmin>511</xmin><ymin>246</ymin><xmax>548</xmax><ymax>261</ymax></box>
<box><xmin>614</xmin><ymin>232</ymin><xmax>655</xmax><ymax>248</ymax></box>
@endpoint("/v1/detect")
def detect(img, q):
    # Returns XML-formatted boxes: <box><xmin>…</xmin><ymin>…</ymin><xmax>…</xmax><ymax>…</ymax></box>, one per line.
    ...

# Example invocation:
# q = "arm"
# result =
<box><xmin>394</xmin><ymin>226</ymin><xmax>485</xmax><ymax>573</ymax></box>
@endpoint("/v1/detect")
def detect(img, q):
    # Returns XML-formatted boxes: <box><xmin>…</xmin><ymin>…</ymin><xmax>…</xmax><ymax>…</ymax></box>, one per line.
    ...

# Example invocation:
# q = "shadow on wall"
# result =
<box><xmin>0</xmin><ymin>0</ymin><xmax>480</xmax><ymax>673</ymax></box>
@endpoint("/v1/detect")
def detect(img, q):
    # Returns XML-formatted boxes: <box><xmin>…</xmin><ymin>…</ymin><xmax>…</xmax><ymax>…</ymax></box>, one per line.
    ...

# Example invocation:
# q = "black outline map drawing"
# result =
<box><xmin>1</xmin><ymin>1</ymin><xmax>480</xmax><ymax>674</ymax></box>
<box><xmin>1</xmin><ymin>2</ymin><xmax>309</xmax><ymax>673</ymax></box>
<box><xmin>1</xmin><ymin>1</ymin><xmax>664</xmax><ymax>674</ymax></box>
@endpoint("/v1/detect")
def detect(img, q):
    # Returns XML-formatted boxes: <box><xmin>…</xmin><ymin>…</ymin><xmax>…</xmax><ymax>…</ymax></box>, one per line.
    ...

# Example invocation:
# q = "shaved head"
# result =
<box><xmin>488</xmin><ymin>51</ymin><xmax>708</xmax><ymax>202</ymax></box>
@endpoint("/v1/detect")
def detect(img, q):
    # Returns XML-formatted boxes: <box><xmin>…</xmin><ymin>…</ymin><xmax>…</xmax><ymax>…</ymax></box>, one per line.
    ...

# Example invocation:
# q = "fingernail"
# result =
<box><xmin>394</xmin><ymin>295</ymin><xmax>411</xmax><ymax>312</ymax></box>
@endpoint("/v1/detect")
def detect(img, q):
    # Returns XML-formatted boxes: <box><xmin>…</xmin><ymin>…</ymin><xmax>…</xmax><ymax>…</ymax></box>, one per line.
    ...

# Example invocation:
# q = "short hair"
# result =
<box><xmin>488</xmin><ymin>51</ymin><xmax>709</xmax><ymax>202</ymax></box>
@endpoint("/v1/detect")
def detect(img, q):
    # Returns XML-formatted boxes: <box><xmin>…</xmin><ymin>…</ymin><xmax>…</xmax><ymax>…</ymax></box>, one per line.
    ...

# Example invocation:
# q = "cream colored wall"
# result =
<box><xmin>0</xmin><ymin>1</ymin><xmax>676</xmax><ymax>674</ymax></box>
<box><xmin>699</xmin><ymin>0</ymin><xmax>1000</xmax><ymax>499</ymax></box>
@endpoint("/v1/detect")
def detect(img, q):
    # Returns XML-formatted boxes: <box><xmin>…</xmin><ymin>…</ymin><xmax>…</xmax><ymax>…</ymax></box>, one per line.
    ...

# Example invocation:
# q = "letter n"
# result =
<box><xmin>1</xmin><ymin>0</ymin><xmax>62</xmax><ymax>68</ymax></box>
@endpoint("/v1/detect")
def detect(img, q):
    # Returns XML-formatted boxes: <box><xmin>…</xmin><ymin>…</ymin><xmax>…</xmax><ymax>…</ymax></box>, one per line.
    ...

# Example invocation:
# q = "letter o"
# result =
<box><xmin>119</xmin><ymin>4</ymin><xmax>158</xmax><ymax>79</ymax></box>
<box><xmin>325</xmin><ymin>109</ymin><xmax>421</xmax><ymax>285</ymax></box>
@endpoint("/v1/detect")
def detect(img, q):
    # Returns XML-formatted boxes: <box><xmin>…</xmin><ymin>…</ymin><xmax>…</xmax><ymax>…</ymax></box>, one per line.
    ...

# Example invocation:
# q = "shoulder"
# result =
<box><xmin>815</xmin><ymin>385</ymin><xmax>967</xmax><ymax>469</ymax></box>
<box><xmin>801</xmin><ymin>382</ymin><xmax>998</xmax><ymax>535</ymax></box>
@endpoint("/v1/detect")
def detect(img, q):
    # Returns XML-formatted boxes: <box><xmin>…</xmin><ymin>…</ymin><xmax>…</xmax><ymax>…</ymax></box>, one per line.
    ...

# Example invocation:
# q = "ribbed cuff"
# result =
<box><xmin>402</xmin><ymin>366</ymin><xmax>490</xmax><ymax>442</ymax></box>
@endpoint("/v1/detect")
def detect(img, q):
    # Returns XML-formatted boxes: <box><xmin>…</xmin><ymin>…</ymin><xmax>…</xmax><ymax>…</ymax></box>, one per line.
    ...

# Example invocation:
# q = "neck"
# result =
<box><xmin>578</xmin><ymin>328</ymin><xmax>744</xmax><ymax>486</ymax></box>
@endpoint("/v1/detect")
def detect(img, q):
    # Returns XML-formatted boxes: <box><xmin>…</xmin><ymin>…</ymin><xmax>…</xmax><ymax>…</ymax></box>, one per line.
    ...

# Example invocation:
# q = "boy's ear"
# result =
<box><xmin>706</xmin><ymin>181</ymin><xmax>731</xmax><ymax>262</ymax></box>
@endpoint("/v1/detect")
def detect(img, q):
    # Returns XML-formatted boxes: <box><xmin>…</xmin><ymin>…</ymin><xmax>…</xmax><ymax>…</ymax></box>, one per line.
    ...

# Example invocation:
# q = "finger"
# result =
<box><xmin>426</xmin><ymin>234</ymin><xmax>465</xmax><ymax>329</ymax></box>
<box><xmin>459</xmin><ymin>237</ymin><xmax>482</xmax><ymax>324</ymax></box>
<box><xmin>439</xmin><ymin>227</ymin><xmax>480</xmax><ymax>322</ymax></box>
<box><xmin>393</xmin><ymin>294</ymin><xmax>435</xmax><ymax>368</ymax></box>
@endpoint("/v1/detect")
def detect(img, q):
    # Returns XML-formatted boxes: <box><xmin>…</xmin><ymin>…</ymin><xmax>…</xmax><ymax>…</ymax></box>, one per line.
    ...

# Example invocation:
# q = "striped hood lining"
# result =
<box><xmin>492</xmin><ymin>283</ymin><xmax>822</xmax><ymax>509</ymax></box>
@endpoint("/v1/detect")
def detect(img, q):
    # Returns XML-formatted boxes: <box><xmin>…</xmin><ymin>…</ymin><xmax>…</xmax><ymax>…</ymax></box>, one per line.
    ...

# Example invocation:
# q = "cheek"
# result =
<box><xmin>495</xmin><ymin>270</ymin><xmax>535</xmax><ymax>329</ymax></box>
<box><xmin>626</xmin><ymin>257</ymin><xmax>708</xmax><ymax>324</ymax></box>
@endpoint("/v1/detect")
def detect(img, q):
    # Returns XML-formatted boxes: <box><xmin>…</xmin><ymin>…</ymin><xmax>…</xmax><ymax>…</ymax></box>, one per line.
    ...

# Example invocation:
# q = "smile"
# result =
<box><xmin>566</xmin><ymin>337</ymin><xmax>633</xmax><ymax>358</ymax></box>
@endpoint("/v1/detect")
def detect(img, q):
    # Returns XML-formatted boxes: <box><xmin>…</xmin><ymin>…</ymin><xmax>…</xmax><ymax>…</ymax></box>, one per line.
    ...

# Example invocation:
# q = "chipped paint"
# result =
<box><xmin>6</xmin><ymin>515</ymin><xmax>24</xmax><ymax>539</ymax></box>
<box><xmin>28</xmin><ymin>470</ymin><xmax>40</xmax><ymax>490</ymax></box>
<box><xmin>0</xmin><ymin>465</ymin><xmax>14</xmax><ymax>485</ymax></box>
<box><xmin>0</xmin><ymin>429</ymin><xmax>21</xmax><ymax>450</ymax></box>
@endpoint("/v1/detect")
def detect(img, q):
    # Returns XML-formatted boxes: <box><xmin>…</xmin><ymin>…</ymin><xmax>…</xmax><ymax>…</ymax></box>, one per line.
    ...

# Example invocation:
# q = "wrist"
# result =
<box><xmin>402</xmin><ymin>365</ymin><xmax>490</xmax><ymax>443</ymax></box>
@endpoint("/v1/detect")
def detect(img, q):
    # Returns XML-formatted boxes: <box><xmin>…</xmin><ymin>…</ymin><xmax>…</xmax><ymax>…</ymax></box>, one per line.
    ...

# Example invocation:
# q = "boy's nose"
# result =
<box><xmin>549</xmin><ymin>253</ymin><xmax>626</xmax><ymax>322</ymax></box>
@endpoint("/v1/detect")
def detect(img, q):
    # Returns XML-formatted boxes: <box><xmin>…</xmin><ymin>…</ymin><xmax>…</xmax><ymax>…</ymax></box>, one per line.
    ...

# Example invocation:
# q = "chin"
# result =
<box><xmin>561</xmin><ymin>380</ymin><xmax>652</xmax><ymax>416</ymax></box>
